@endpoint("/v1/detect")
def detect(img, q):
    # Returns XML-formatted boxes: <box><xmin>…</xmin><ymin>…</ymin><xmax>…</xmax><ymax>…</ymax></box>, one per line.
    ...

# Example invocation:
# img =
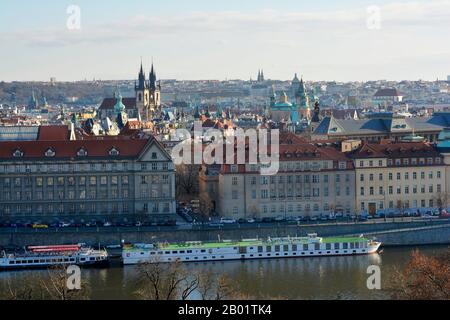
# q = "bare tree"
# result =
<box><xmin>134</xmin><ymin>259</ymin><xmax>196</xmax><ymax>300</ymax></box>
<box><xmin>0</xmin><ymin>265</ymin><xmax>90</xmax><ymax>300</ymax></box>
<box><xmin>176</xmin><ymin>164</ymin><xmax>200</xmax><ymax>199</ymax></box>
<box><xmin>40</xmin><ymin>266</ymin><xmax>90</xmax><ymax>300</ymax></box>
<box><xmin>433</xmin><ymin>192</ymin><xmax>449</xmax><ymax>209</ymax></box>
<box><xmin>134</xmin><ymin>260</ymin><xmax>249</xmax><ymax>301</ymax></box>
<box><xmin>388</xmin><ymin>249</ymin><xmax>450</xmax><ymax>300</ymax></box>
<box><xmin>199</xmin><ymin>192</ymin><xmax>214</xmax><ymax>217</ymax></box>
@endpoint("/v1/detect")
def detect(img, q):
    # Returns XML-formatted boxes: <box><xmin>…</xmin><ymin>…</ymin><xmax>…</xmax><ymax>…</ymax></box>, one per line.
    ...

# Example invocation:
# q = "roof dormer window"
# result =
<box><xmin>13</xmin><ymin>149</ymin><xmax>24</xmax><ymax>158</ymax></box>
<box><xmin>77</xmin><ymin>148</ymin><xmax>88</xmax><ymax>157</ymax></box>
<box><xmin>109</xmin><ymin>147</ymin><xmax>120</xmax><ymax>157</ymax></box>
<box><xmin>45</xmin><ymin>148</ymin><xmax>55</xmax><ymax>158</ymax></box>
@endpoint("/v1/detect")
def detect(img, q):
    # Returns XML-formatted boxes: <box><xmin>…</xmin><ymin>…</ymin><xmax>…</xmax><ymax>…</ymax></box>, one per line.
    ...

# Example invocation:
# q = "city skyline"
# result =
<box><xmin>1</xmin><ymin>0</ymin><xmax>450</xmax><ymax>82</ymax></box>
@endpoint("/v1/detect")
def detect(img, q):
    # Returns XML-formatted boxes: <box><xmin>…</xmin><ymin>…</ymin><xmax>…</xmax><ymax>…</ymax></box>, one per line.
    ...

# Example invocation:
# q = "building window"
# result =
<box><xmin>109</xmin><ymin>148</ymin><xmax>120</xmax><ymax>156</ymax></box>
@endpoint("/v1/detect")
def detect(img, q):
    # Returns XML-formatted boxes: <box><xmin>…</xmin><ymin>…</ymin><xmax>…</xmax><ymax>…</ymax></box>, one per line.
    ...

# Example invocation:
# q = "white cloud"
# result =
<box><xmin>1</xmin><ymin>0</ymin><xmax>450</xmax><ymax>81</ymax></box>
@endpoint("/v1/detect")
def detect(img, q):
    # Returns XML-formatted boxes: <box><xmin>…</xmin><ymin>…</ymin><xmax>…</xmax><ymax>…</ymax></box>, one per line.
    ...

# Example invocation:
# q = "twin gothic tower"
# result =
<box><xmin>135</xmin><ymin>62</ymin><xmax>162</xmax><ymax>121</ymax></box>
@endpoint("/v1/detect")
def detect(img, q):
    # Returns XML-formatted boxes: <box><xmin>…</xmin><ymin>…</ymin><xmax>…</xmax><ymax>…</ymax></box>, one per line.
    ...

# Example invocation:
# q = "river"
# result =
<box><xmin>0</xmin><ymin>245</ymin><xmax>448</xmax><ymax>300</ymax></box>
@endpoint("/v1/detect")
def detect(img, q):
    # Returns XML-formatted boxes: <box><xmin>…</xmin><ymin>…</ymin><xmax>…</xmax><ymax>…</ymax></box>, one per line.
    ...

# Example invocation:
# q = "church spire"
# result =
<box><xmin>137</xmin><ymin>60</ymin><xmax>146</xmax><ymax>90</ymax></box>
<box><xmin>150</xmin><ymin>62</ymin><xmax>157</xmax><ymax>90</ymax></box>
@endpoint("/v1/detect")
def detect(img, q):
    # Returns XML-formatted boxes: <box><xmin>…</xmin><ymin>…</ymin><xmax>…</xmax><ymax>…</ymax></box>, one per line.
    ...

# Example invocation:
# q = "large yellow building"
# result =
<box><xmin>351</xmin><ymin>142</ymin><xmax>445</xmax><ymax>215</ymax></box>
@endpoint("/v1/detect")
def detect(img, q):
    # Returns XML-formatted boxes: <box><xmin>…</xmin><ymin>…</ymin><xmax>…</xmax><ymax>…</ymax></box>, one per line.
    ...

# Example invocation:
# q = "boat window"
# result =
<box><xmin>266</xmin><ymin>246</ymin><xmax>272</xmax><ymax>252</ymax></box>
<box><xmin>212</xmin><ymin>256</ymin><xmax>216</xmax><ymax>259</ymax></box>
<box><xmin>275</xmin><ymin>245</ymin><xmax>280</xmax><ymax>252</ymax></box>
<box><xmin>284</xmin><ymin>253</ymin><xmax>288</xmax><ymax>256</ymax></box>
<box><xmin>283</xmin><ymin>245</ymin><xmax>289</xmax><ymax>252</ymax></box>
<box><xmin>180</xmin><ymin>251</ymin><xmax>185</xmax><ymax>254</ymax></box>
<box><xmin>172</xmin><ymin>251</ymin><xmax>178</xmax><ymax>254</ymax></box>
<box><xmin>327</xmin><ymin>251</ymin><xmax>331</xmax><ymax>254</ymax></box>
<box><xmin>303</xmin><ymin>244</ymin><xmax>308</xmax><ymax>251</ymax></box>
<box><xmin>314</xmin><ymin>243</ymin><xmax>320</xmax><ymax>250</ymax></box>
<box><xmin>201</xmin><ymin>250</ymin><xmax>206</xmax><ymax>253</ymax></box>
<box><xmin>353</xmin><ymin>250</ymin><xmax>357</xmax><ymax>253</ymax></box>
<box><xmin>334</xmin><ymin>243</ymin><xmax>340</xmax><ymax>250</ymax></box>
<box><xmin>34</xmin><ymin>260</ymin><xmax>39</xmax><ymax>263</ymax></box>
<box><xmin>90</xmin><ymin>258</ymin><xmax>95</xmax><ymax>261</ymax></box>
<box><xmin>165</xmin><ymin>251</ymin><xmax>170</xmax><ymax>254</ymax></box>
<box><xmin>9</xmin><ymin>261</ymin><xmax>15</xmax><ymax>265</ymax></box>
<box><xmin>343</xmin><ymin>243</ymin><xmax>348</xmax><ymax>249</ymax></box>
<box><xmin>258</xmin><ymin>246</ymin><xmax>263</xmax><ymax>253</ymax></box>
<box><xmin>80</xmin><ymin>258</ymin><xmax>85</xmax><ymax>261</ymax></box>
<box><xmin>150</xmin><ymin>252</ymin><xmax>155</xmax><ymax>255</ymax></box>
<box><xmin>335</xmin><ymin>251</ymin><xmax>339</xmax><ymax>254</ymax></box>
<box><xmin>292</xmin><ymin>245</ymin><xmax>297</xmax><ymax>251</ymax></box>
<box><xmin>187</xmin><ymin>250</ymin><xmax>192</xmax><ymax>253</ymax></box>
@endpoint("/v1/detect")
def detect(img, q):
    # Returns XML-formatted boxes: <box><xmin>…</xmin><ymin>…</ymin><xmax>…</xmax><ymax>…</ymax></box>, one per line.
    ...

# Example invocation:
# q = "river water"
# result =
<box><xmin>0</xmin><ymin>245</ymin><xmax>448</xmax><ymax>300</ymax></box>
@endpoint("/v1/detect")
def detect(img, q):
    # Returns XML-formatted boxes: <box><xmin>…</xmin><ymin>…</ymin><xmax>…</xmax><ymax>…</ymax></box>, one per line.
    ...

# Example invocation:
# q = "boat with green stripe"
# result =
<box><xmin>122</xmin><ymin>234</ymin><xmax>382</xmax><ymax>265</ymax></box>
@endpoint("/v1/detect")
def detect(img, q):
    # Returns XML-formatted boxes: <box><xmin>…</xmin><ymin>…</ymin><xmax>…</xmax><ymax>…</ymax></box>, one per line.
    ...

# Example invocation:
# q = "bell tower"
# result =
<box><xmin>135</xmin><ymin>61</ymin><xmax>150</xmax><ymax>119</ymax></box>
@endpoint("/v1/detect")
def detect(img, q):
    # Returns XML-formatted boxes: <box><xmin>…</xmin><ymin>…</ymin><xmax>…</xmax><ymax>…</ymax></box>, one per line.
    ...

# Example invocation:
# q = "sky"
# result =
<box><xmin>1</xmin><ymin>0</ymin><xmax>450</xmax><ymax>82</ymax></box>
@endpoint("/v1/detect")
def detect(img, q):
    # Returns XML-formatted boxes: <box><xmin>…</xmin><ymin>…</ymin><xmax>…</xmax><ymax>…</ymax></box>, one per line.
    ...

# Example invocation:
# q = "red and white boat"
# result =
<box><xmin>0</xmin><ymin>244</ymin><xmax>109</xmax><ymax>270</ymax></box>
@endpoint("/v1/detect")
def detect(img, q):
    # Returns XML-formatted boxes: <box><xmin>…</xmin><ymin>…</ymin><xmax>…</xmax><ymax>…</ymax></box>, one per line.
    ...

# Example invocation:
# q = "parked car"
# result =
<box><xmin>310</xmin><ymin>216</ymin><xmax>318</xmax><ymax>221</ymax></box>
<box><xmin>220</xmin><ymin>218</ymin><xmax>237</xmax><ymax>224</ymax></box>
<box><xmin>32</xmin><ymin>224</ymin><xmax>48</xmax><ymax>229</ymax></box>
<box><xmin>59</xmin><ymin>222</ymin><xmax>71</xmax><ymax>228</ymax></box>
<box><xmin>238</xmin><ymin>218</ymin><xmax>247</xmax><ymax>224</ymax></box>
<box><xmin>208</xmin><ymin>222</ymin><xmax>224</xmax><ymax>228</ymax></box>
<box><xmin>246</xmin><ymin>218</ymin><xmax>256</xmax><ymax>224</ymax></box>
<box><xmin>320</xmin><ymin>216</ymin><xmax>328</xmax><ymax>221</ymax></box>
<box><xmin>135</xmin><ymin>221</ymin><xmax>143</xmax><ymax>227</ymax></box>
<box><xmin>262</xmin><ymin>217</ymin><xmax>273</xmax><ymax>223</ymax></box>
<box><xmin>274</xmin><ymin>216</ymin><xmax>285</xmax><ymax>222</ymax></box>
<box><xmin>103</xmin><ymin>222</ymin><xmax>113</xmax><ymax>227</ymax></box>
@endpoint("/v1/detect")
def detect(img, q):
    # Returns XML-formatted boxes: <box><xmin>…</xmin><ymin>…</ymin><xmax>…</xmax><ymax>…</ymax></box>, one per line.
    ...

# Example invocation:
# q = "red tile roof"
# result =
<box><xmin>374</xmin><ymin>88</ymin><xmax>401</xmax><ymax>97</ymax></box>
<box><xmin>38</xmin><ymin>125</ymin><xmax>70</xmax><ymax>141</ymax></box>
<box><xmin>350</xmin><ymin>142</ymin><xmax>439</xmax><ymax>158</ymax></box>
<box><xmin>0</xmin><ymin>138</ymin><xmax>151</xmax><ymax>160</ymax></box>
<box><xmin>99</xmin><ymin>98</ymin><xmax>136</xmax><ymax>110</ymax></box>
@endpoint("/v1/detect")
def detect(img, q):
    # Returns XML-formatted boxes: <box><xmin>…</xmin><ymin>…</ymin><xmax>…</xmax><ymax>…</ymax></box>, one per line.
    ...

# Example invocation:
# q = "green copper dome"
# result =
<box><xmin>114</xmin><ymin>93</ymin><xmax>126</xmax><ymax>115</ymax></box>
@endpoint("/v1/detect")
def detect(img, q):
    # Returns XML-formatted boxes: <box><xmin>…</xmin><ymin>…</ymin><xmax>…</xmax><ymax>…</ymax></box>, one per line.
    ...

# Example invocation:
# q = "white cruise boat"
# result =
<box><xmin>122</xmin><ymin>234</ymin><xmax>382</xmax><ymax>265</ymax></box>
<box><xmin>0</xmin><ymin>244</ymin><xmax>109</xmax><ymax>270</ymax></box>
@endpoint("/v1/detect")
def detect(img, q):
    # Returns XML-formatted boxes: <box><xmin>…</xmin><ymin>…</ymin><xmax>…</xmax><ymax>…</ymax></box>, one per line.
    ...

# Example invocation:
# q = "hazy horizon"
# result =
<box><xmin>1</xmin><ymin>0</ymin><xmax>450</xmax><ymax>82</ymax></box>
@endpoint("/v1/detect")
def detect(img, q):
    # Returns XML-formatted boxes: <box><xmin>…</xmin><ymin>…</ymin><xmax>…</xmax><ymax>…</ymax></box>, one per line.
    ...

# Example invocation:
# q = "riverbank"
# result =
<box><xmin>1</xmin><ymin>219</ymin><xmax>449</xmax><ymax>247</ymax></box>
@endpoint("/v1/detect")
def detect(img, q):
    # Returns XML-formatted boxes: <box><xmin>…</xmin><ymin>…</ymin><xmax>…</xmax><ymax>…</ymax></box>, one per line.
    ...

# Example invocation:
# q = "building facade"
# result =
<box><xmin>351</xmin><ymin>142</ymin><xmax>446</xmax><ymax>215</ymax></box>
<box><xmin>0</xmin><ymin>136</ymin><xmax>176</xmax><ymax>223</ymax></box>
<box><xmin>214</xmin><ymin>143</ymin><xmax>356</xmax><ymax>219</ymax></box>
